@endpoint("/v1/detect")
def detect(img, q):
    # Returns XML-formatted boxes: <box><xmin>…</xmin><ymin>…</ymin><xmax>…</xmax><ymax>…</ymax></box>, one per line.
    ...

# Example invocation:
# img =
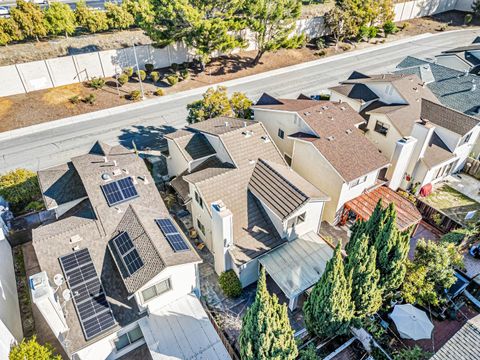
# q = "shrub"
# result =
<box><xmin>88</xmin><ymin>77</ymin><xmax>105</xmax><ymax>90</ymax></box>
<box><xmin>129</xmin><ymin>90</ymin><xmax>142</xmax><ymax>101</ymax></box>
<box><xmin>124</xmin><ymin>67</ymin><xmax>134</xmax><ymax>77</ymax></box>
<box><xmin>400</xmin><ymin>22</ymin><xmax>409</xmax><ymax>30</ymax></box>
<box><xmin>137</xmin><ymin>70</ymin><xmax>146</xmax><ymax>81</ymax></box>
<box><xmin>465</xmin><ymin>13</ymin><xmax>473</xmax><ymax>25</ymax></box>
<box><xmin>69</xmin><ymin>95</ymin><xmax>81</xmax><ymax>104</ymax></box>
<box><xmin>438</xmin><ymin>24</ymin><xmax>448</xmax><ymax>32</ymax></box>
<box><xmin>339</xmin><ymin>43</ymin><xmax>351</xmax><ymax>51</ymax></box>
<box><xmin>118</xmin><ymin>73</ymin><xmax>129</xmax><ymax>86</ymax></box>
<box><xmin>219</xmin><ymin>270</ymin><xmax>242</xmax><ymax>298</ymax></box>
<box><xmin>298</xmin><ymin>344</ymin><xmax>318</xmax><ymax>360</ymax></box>
<box><xmin>393</xmin><ymin>345</ymin><xmax>432</xmax><ymax>360</ymax></box>
<box><xmin>180</xmin><ymin>69</ymin><xmax>190</xmax><ymax>80</ymax></box>
<box><xmin>166</xmin><ymin>74</ymin><xmax>179</xmax><ymax>86</ymax></box>
<box><xmin>82</xmin><ymin>93</ymin><xmax>96</xmax><ymax>105</ymax></box>
<box><xmin>25</xmin><ymin>200</ymin><xmax>44</xmax><ymax>212</ymax></box>
<box><xmin>317</xmin><ymin>49</ymin><xmax>327</xmax><ymax>56</ymax></box>
<box><xmin>315</xmin><ymin>37</ymin><xmax>325</xmax><ymax>50</ymax></box>
<box><xmin>383</xmin><ymin>20</ymin><xmax>398</xmax><ymax>36</ymax></box>
<box><xmin>154</xmin><ymin>88</ymin><xmax>165</xmax><ymax>96</ymax></box>
<box><xmin>171</xmin><ymin>63</ymin><xmax>179</xmax><ymax>72</ymax></box>
<box><xmin>0</xmin><ymin>169</ymin><xmax>41</xmax><ymax>213</ymax></box>
<box><xmin>150</xmin><ymin>71</ymin><xmax>160</xmax><ymax>83</ymax></box>
<box><xmin>145</xmin><ymin>63</ymin><xmax>154</xmax><ymax>72</ymax></box>
<box><xmin>9</xmin><ymin>336</ymin><xmax>61</xmax><ymax>360</ymax></box>
<box><xmin>441</xmin><ymin>230</ymin><xmax>467</xmax><ymax>245</ymax></box>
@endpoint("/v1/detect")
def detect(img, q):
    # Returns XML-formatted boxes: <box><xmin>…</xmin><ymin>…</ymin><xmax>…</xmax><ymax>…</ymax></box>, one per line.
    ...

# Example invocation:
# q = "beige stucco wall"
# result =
<box><xmin>365</xmin><ymin>113</ymin><xmax>403</xmax><ymax>161</ymax></box>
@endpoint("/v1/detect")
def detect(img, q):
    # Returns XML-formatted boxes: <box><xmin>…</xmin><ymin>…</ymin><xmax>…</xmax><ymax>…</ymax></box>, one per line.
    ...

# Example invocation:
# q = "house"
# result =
<box><xmin>30</xmin><ymin>142</ymin><xmax>231</xmax><ymax>360</ymax></box>
<box><xmin>165</xmin><ymin>118</ymin><xmax>333</xmax><ymax>310</ymax></box>
<box><xmin>395</xmin><ymin>56</ymin><xmax>480</xmax><ymax>159</ymax></box>
<box><xmin>330</xmin><ymin>72</ymin><xmax>480</xmax><ymax>192</ymax></box>
<box><xmin>430</xmin><ymin>314</ymin><xmax>480</xmax><ymax>360</ymax></box>
<box><xmin>434</xmin><ymin>43</ymin><xmax>480</xmax><ymax>72</ymax></box>
<box><xmin>252</xmin><ymin>94</ymin><xmax>390</xmax><ymax>225</ymax></box>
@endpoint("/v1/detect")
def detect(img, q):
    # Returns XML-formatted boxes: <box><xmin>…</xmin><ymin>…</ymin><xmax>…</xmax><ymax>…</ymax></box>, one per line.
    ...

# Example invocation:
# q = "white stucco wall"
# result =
<box><xmin>366</xmin><ymin>83</ymin><xmax>406</xmax><ymax>104</ymax></box>
<box><xmin>453</xmin><ymin>126</ymin><xmax>480</xmax><ymax>171</ymax></box>
<box><xmin>166</xmin><ymin>139</ymin><xmax>189</xmax><ymax>177</ymax></box>
<box><xmin>434</xmin><ymin>125</ymin><xmax>461</xmax><ymax>152</ymax></box>
<box><xmin>189</xmin><ymin>184</ymin><xmax>213</xmax><ymax>251</ymax></box>
<box><xmin>329</xmin><ymin>92</ymin><xmax>363</xmax><ymax>112</ymax></box>
<box><xmin>233</xmin><ymin>258</ymin><xmax>260</xmax><ymax>288</ymax></box>
<box><xmin>202</xmin><ymin>133</ymin><xmax>232</xmax><ymax>164</ymax></box>
<box><xmin>365</xmin><ymin>113</ymin><xmax>403</xmax><ymax>161</ymax></box>
<box><xmin>0</xmin><ymin>232</ymin><xmax>23</xmax><ymax>346</ymax></box>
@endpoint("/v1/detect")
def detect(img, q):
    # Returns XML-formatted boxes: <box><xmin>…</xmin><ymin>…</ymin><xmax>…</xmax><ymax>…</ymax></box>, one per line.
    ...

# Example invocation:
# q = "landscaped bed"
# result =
<box><xmin>422</xmin><ymin>184</ymin><xmax>480</xmax><ymax>225</ymax></box>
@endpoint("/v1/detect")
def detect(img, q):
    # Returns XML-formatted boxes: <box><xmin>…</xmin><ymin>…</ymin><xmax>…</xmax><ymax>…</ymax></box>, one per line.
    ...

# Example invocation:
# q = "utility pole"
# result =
<box><xmin>132</xmin><ymin>43</ymin><xmax>145</xmax><ymax>100</ymax></box>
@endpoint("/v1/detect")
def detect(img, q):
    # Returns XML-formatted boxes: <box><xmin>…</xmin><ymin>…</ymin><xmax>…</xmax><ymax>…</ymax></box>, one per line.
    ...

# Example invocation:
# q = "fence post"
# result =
<box><xmin>98</xmin><ymin>51</ymin><xmax>106</xmax><ymax>78</ymax></box>
<box><xmin>14</xmin><ymin>64</ymin><xmax>28</xmax><ymax>94</ymax></box>
<box><xmin>44</xmin><ymin>59</ymin><xmax>55</xmax><ymax>88</ymax></box>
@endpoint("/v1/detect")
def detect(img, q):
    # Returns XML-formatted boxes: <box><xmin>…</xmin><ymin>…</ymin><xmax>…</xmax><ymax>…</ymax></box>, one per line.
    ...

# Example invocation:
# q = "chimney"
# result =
<box><xmin>211</xmin><ymin>201</ymin><xmax>233</xmax><ymax>276</ymax></box>
<box><xmin>29</xmin><ymin>272</ymin><xmax>69</xmax><ymax>340</ymax></box>
<box><xmin>387</xmin><ymin>137</ymin><xmax>418</xmax><ymax>191</ymax></box>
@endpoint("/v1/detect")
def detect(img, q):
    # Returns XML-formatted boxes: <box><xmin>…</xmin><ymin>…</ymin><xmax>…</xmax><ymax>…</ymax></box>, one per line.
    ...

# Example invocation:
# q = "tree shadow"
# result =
<box><xmin>208</xmin><ymin>54</ymin><xmax>256</xmax><ymax>76</ymax></box>
<box><xmin>67</xmin><ymin>45</ymin><xmax>101</xmax><ymax>56</ymax></box>
<box><xmin>117</xmin><ymin>124</ymin><xmax>178</xmax><ymax>152</ymax></box>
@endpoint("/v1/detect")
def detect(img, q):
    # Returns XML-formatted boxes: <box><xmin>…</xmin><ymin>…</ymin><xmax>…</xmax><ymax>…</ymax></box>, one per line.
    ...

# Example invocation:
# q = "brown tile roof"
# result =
<box><xmin>255</xmin><ymin>98</ymin><xmax>389</xmax><ymax>182</ymax></box>
<box><xmin>421</xmin><ymin>99</ymin><xmax>480</xmax><ymax>136</ymax></box>
<box><xmin>329</xmin><ymin>84</ymin><xmax>379</xmax><ymax>103</ymax></box>
<box><xmin>249</xmin><ymin>159</ymin><xmax>329</xmax><ymax>220</ymax></box>
<box><xmin>165</xmin><ymin>130</ymin><xmax>216</xmax><ymax>162</ymax></box>
<box><xmin>344</xmin><ymin>186</ymin><xmax>422</xmax><ymax>231</ymax></box>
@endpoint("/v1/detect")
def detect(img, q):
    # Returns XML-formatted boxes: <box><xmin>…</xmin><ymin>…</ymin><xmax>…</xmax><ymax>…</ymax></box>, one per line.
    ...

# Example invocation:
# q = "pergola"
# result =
<box><xmin>341</xmin><ymin>186</ymin><xmax>422</xmax><ymax>232</ymax></box>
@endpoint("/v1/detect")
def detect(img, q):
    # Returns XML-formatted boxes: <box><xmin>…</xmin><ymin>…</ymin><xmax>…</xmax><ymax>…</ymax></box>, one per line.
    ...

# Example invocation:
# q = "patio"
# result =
<box><xmin>445</xmin><ymin>173</ymin><xmax>480</xmax><ymax>203</ymax></box>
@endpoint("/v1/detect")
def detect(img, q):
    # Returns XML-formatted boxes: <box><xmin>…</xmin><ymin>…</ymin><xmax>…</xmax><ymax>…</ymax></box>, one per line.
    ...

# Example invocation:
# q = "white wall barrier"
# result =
<box><xmin>0</xmin><ymin>0</ymin><xmax>474</xmax><ymax>98</ymax></box>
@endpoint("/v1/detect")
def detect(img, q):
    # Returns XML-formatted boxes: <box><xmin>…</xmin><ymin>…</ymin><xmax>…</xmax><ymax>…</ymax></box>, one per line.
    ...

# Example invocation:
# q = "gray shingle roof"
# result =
<box><xmin>431</xmin><ymin>314</ymin><xmax>480</xmax><ymax>360</ymax></box>
<box><xmin>396</xmin><ymin>56</ymin><xmax>480</xmax><ymax>118</ymax></box>
<box><xmin>248</xmin><ymin>159</ymin><xmax>329</xmax><ymax>220</ymax></box>
<box><xmin>165</xmin><ymin>130</ymin><xmax>216</xmax><ymax>162</ymax></box>
<box><xmin>421</xmin><ymin>98</ymin><xmax>479</xmax><ymax>136</ymax></box>
<box><xmin>329</xmin><ymin>83</ymin><xmax>379</xmax><ymax>103</ymax></box>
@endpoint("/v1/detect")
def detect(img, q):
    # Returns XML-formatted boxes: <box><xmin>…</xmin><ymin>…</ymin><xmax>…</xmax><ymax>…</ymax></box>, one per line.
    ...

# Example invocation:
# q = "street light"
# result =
<box><xmin>132</xmin><ymin>43</ymin><xmax>146</xmax><ymax>100</ymax></box>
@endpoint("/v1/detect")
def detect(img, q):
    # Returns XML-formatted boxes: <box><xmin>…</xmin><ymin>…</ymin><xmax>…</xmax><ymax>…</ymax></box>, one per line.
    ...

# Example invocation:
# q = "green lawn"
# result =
<box><xmin>423</xmin><ymin>185</ymin><xmax>480</xmax><ymax>225</ymax></box>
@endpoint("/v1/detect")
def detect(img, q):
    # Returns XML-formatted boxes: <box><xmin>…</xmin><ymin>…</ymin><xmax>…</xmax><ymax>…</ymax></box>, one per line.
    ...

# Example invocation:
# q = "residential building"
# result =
<box><xmin>330</xmin><ymin>72</ymin><xmax>480</xmax><ymax>192</ymax></box>
<box><xmin>252</xmin><ymin>94</ymin><xmax>390</xmax><ymax>224</ymax></box>
<box><xmin>165</xmin><ymin>118</ymin><xmax>332</xmax><ymax>309</ymax></box>
<box><xmin>434</xmin><ymin>43</ymin><xmax>480</xmax><ymax>72</ymax></box>
<box><xmin>395</xmin><ymin>56</ymin><xmax>480</xmax><ymax>159</ymax></box>
<box><xmin>30</xmin><ymin>142</ymin><xmax>230</xmax><ymax>360</ymax></box>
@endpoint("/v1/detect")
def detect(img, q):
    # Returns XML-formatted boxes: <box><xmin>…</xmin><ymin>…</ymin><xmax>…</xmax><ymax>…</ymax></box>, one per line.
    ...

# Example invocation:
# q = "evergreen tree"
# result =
<box><xmin>303</xmin><ymin>242</ymin><xmax>354</xmax><ymax>338</ymax></box>
<box><xmin>105</xmin><ymin>2</ymin><xmax>135</xmax><ymax>30</ymax></box>
<box><xmin>244</xmin><ymin>0</ymin><xmax>304</xmax><ymax>65</ymax></box>
<box><xmin>239</xmin><ymin>268</ymin><xmax>298</xmax><ymax>360</ymax></box>
<box><xmin>143</xmin><ymin>0</ymin><xmax>245</xmax><ymax>69</ymax></box>
<box><xmin>0</xmin><ymin>17</ymin><xmax>22</xmax><ymax>46</ymax></box>
<box><xmin>10</xmin><ymin>0</ymin><xmax>47</xmax><ymax>41</ymax></box>
<box><xmin>44</xmin><ymin>2</ymin><xmax>77</xmax><ymax>37</ymax></box>
<box><xmin>122</xmin><ymin>0</ymin><xmax>154</xmax><ymax>26</ymax></box>
<box><xmin>345</xmin><ymin>233</ymin><xmax>382</xmax><ymax>319</ymax></box>
<box><xmin>9</xmin><ymin>336</ymin><xmax>61</xmax><ymax>360</ymax></box>
<box><xmin>75</xmin><ymin>1</ymin><xmax>108</xmax><ymax>33</ymax></box>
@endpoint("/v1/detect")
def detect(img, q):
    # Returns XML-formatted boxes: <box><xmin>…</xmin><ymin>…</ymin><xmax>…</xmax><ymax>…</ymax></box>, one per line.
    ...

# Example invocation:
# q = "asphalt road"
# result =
<box><xmin>1</xmin><ymin>29</ymin><xmax>479</xmax><ymax>173</ymax></box>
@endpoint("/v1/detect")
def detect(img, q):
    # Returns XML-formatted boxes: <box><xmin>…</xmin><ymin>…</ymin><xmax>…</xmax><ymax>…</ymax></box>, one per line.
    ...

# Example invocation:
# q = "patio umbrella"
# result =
<box><xmin>390</xmin><ymin>304</ymin><xmax>434</xmax><ymax>340</ymax></box>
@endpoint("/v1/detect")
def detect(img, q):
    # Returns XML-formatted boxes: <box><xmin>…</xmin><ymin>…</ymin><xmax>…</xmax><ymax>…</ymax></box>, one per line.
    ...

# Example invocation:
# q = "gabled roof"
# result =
<box><xmin>431</xmin><ymin>314</ymin><xmax>480</xmax><ymax>360</ymax></box>
<box><xmin>248</xmin><ymin>159</ymin><xmax>329</xmax><ymax>220</ymax></box>
<box><xmin>422</xmin><ymin>132</ymin><xmax>456</xmax><ymax>169</ymax></box>
<box><xmin>342</xmin><ymin>73</ymin><xmax>440</xmax><ymax>136</ymax></box>
<box><xmin>32</xmin><ymin>142</ymin><xmax>201</xmax><ymax>355</ymax></box>
<box><xmin>186</xmin><ymin>117</ymin><xmax>252</xmax><ymax>136</ymax></box>
<box><xmin>329</xmin><ymin>83</ymin><xmax>379</xmax><ymax>103</ymax></box>
<box><xmin>165</xmin><ymin>130</ymin><xmax>216</xmax><ymax>162</ymax></box>
<box><xmin>396</xmin><ymin>56</ymin><xmax>480</xmax><ymax>118</ymax></box>
<box><xmin>254</xmin><ymin>97</ymin><xmax>389</xmax><ymax>182</ymax></box>
<box><xmin>421</xmin><ymin>99</ymin><xmax>480</xmax><ymax>136</ymax></box>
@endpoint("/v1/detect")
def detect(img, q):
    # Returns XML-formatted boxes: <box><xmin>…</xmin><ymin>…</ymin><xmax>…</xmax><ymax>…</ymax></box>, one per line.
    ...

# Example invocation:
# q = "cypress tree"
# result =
<box><xmin>345</xmin><ymin>233</ymin><xmax>382</xmax><ymax>319</ymax></box>
<box><xmin>239</xmin><ymin>268</ymin><xmax>298</xmax><ymax>360</ymax></box>
<box><xmin>303</xmin><ymin>242</ymin><xmax>354</xmax><ymax>338</ymax></box>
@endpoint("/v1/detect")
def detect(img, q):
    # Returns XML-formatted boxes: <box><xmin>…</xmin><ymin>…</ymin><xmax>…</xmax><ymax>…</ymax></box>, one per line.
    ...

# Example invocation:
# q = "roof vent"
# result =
<box><xmin>242</xmin><ymin>130</ymin><xmax>252</xmax><ymax>138</ymax></box>
<box><xmin>413</xmin><ymin>87</ymin><xmax>418</xmax><ymax>92</ymax></box>
<box><xmin>243</xmin><ymin>121</ymin><xmax>247</xmax><ymax>127</ymax></box>
<box><xmin>141</xmin><ymin>175</ymin><xmax>149</xmax><ymax>184</ymax></box>
<box><xmin>464</xmin><ymin>69</ymin><xmax>469</xmax><ymax>77</ymax></box>
<box><xmin>101</xmin><ymin>173</ymin><xmax>111</xmax><ymax>181</ymax></box>
<box><xmin>225</xmin><ymin>121</ymin><xmax>229</xmax><ymax>127</ymax></box>
<box><xmin>328</xmin><ymin>116</ymin><xmax>334</xmax><ymax>121</ymax></box>
<box><xmin>345</xmin><ymin>129</ymin><xmax>353</xmax><ymax>135</ymax></box>
<box><xmin>69</xmin><ymin>235</ymin><xmax>82</xmax><ymax>244</ymax></box>
<box><xmin>322</xmin><ymin>105</ymin><xmax>329</xmax><ymax>110</ymax></box>
<box><xmin>261</xmin><ymin>135</ymin><xmax>271</xmax><ymax>143</ymax></box>
<box><xmin>382</xmin><ymin>74</ymin><xmax>386</xmax><ymax>79</ymax></box>
<box><xmin>249</xmin><ymin>159</ymin><xmax>256</xmax><ymax>165</ymax></box>
<box><xmin>115</xmin><ymin>207</ymin><xmax>122</xmax><ymax>214</ymax></box>
<box><xmin>122</xmin><ymin>168</ymin><xmax>129</xmax><ymax>174</ymax></box>
<box><xmin>304</xmin><ymin>111</ymin><xmax>311</xmax><ymax>116</ymax></box>
<box><xmin>327</xmin><ymin>136</ymin><xmax>335</xmax><ymax>141</ymax></box>
<box><xmin>131</xmin><ymin>176</ymin><xmax>138</xmax><ymax>185</ymax></box>
<box><xmin>112</xmin><ymin>169</ymin><xmax>122</xmax><ymax>176</ymax></box>
<box><xmin>338</xmin><ymin>99</ymin><xmax>342</xmax><ymax>103</ymax></box>
<box><xmin>340</xmin><ymin>106</ymin><xmax>346</xmax><ymax>111</ymax></box>
<box><xmin>103</xmin><ymin>156</ymin><xmax>108</xmax><ymax>163</ymax></box>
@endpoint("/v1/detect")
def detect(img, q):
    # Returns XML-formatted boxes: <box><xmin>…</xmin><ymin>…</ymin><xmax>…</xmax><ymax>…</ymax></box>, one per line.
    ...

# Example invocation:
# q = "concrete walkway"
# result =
<box><xmin>446</xmin><ymin>174</ymin><xmax>480</xmax><ymax>203</ymax></box>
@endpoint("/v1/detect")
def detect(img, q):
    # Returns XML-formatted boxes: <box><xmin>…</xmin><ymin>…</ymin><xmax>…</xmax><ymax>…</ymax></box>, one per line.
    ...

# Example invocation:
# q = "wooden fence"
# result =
<box><xmin>416</xmin><ymin>200</ymin><xmax>462</xmax><ymax>234</ymax></box>
<box><xmin>203</xmin><ymin>303</ymin><xmax>241</xmax><ymax>360</ymax></box>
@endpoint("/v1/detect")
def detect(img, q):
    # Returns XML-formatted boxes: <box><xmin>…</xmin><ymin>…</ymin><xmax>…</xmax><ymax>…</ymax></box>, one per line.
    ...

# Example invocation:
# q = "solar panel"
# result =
<box><xmin>101</xmin><ymin>177</ymin><xmax>139</xmax><ymax>206</ymax></box>
<box><xmin>155</xmin><ymin>218</ymin><xmax>190</xmax><ymax>252</ymax></box>
<box><xmin>59</xmin><ymin>249</ymin><xmax>116</xmax><ymax>340</ymax></box>
<box><xmin>112</xmin><ymin>232</ymin><xmax>144</xmax><ymax>275</ymax></box>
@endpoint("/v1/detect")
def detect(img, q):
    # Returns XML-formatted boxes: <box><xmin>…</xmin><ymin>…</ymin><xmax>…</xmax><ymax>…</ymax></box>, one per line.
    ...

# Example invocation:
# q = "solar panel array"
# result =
<box><xmin>59</xmin><ymin>249</ymin><xmax>116</xmax><ymax>340</ymax></box>
<box><xmin>155</xmin><ymin>218</ymin><xmax>190</xmax><ymax>252</ymax></box>
<box><xmin>112</xmin><ymin>232</ymin><xmax>144</xmax><ymax>275</ymax></box>
<box><xmin>101</xmin><ymin>177</ymin><xmax>139</xmax><ymax>206</ymax></box>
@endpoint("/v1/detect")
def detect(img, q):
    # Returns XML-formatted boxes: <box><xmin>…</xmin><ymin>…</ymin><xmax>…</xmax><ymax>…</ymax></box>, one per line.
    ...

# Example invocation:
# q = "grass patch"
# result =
<box><xmin>0</xmin><ymin>98</ymin><xmax>13</xmax><ymax>117</ymax></box>
<box><xmin>423</xmin><ymin>185</ymin><xmax>480</xmax><ymax>225</ymax></box>
<box><xmin>42</xmin><ymin>84</ymin><xmax>86</xmax><ymax>106</ymax></box>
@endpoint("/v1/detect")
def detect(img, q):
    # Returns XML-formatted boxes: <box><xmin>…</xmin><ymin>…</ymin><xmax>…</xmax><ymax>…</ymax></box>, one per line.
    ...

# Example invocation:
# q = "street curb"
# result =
<box><xmin>0</xmin><ymin>29</ymin><xmax>472</xmax><ymax>142</ymax></box>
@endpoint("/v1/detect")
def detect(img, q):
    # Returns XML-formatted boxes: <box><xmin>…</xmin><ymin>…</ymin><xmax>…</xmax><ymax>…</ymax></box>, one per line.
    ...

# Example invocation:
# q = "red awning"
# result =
<box><xmin>344</xmin><ymin>186</ymin><xmax>422</xmax><ymax>231</ymax></box>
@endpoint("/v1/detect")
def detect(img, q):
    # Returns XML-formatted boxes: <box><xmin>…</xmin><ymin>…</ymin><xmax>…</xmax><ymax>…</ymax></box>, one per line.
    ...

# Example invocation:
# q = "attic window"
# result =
<box><xmin>345</xmin><ymin>129</ymin><xmax>353</xmax><ymax>135</ymax></box>
<box><xmin>327</xmin><ymin>136</ymin><xmax>335</xmax><ymax>141</ymax></box>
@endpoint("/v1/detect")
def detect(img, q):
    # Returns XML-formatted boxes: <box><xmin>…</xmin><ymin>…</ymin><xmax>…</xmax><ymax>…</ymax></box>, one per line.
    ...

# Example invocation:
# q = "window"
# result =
<box><xmin>349</xmin><ymin>176</ymin><xmax>367</xmax><ymax>189</ymax></box>
<box><xmin>141</xmin><ymin>278</ymin><xmax>171</xmax><ymax>303</ymax></box>
<box><xmin>463</xmin><ymin>132</ymin><xmax>472</xmax><ymax>144</ymax></box>
<box><xmin>114</xmin><ymin>326</ymin><xmax>144</xmax><ymax>351</ymax></box>
<box><xmin>197</xmin><ymin>219</ymin><xmax>205</xmax><ymax>235</ymax></box>
<box><xmin>374</xmin><ymin>121</ymin><xmax>389</xmax><ymax>136</ymax></box>
<box><xmin>287</xmin><ymin>212</ymin><xmax>306</xmax><ymax>228</ymax></box>
<box><xmin>194</xmin><ymin>191</ymin><xmax>203</xmax><ymax>208</ymax></box>
<box><xmin>278</xmin><ymin>128</ymin><xmax>285</xmax><ymax>139</ymax></box>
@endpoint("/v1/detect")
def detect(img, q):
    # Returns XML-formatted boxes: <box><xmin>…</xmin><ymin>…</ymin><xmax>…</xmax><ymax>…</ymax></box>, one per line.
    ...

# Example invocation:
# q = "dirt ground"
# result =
<box><xmin>0</xmin><ymin>11</ymin><xmax>478</xmax><ymax>133</ymax></box>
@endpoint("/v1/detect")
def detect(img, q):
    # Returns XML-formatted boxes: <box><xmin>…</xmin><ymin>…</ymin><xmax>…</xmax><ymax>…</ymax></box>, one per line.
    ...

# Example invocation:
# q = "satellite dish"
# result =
<box><xmin>54</xmin><ymin>274</ymin><xmax>64</xmax><ymax>287</ymax></box>
<box><xmin>62</xmin><ymin>289</ymin><xmax>71</xmax><ymax>302</ymax></box>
